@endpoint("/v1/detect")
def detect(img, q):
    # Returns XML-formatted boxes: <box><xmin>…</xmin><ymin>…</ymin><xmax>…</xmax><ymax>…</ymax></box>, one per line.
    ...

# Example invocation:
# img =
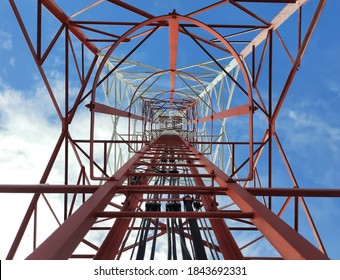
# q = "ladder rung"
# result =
<box><xmin>127</xmin><ymin>172</ymin><xmax>214</xmax><ymax>178</ymax></box>
<box><xmin>97</xmin><ymin>211</ymin><xmax>254</xmax><ymax>219</ymax></box>
<box><xmin>140</xmin><ymin>156</ymin><xmax>199</xmax><ymax>160</ymax></box>
<box><xmin>134</xmin><ymin>162</ymin><xmax>205</xmax><ymax>167</ymax></box>
<box><xmin>114</xmin><ymin>185</ymin><xmax>226</xmax><ymax>195</ymax></box>
<box><xmin>144</xmin><ymin>152</ymin><xmax>194</xmax><ymax>156</ymax></box>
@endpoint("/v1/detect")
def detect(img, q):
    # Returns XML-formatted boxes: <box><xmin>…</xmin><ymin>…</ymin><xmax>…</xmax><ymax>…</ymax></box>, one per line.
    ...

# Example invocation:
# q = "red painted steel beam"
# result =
<box><xmin>97</xmin><ymin>211</ymin><xmax>254</xmax><ymax>219</ymax></box>
<box><xmin>1</xmin><ymin>185</ymin><xmax>340</xmax><ymax>198</ymax></box>
<box><xmin>115</xmin><ymin>185</ymin><xmax>225</xmax><ymax>195</ymax></box>
<box><xmin>73</xmin><ymin>140</ymin><xmax>150</xmax><ymax>144</ymax></box>
<box><xmin>169</xmin><ymin>15</ymin><xmax>179</xmax><ymax>110</ymax></box>
<box><xmin>117</xmin><ymin>190</ymin><xmax>224</xmax><ymax>195</ymax></box>
<box><xmin>141</xmin><ymin>156</ymin><xmax>200</xmax><ymax>160</ymax></box>
<box><xmin>127</xmin><ymin>172</ymin><xmax>215</xmax><ymax>178</ymax></box>
<box><xmin>246</xmin><ymin>188</ymin><xmax>340</xmax><ymax>197</ymax></box>
<box><xmin>144</xmin><ymin>151</ymin><xmax>193</xmax><ymax>155</ymax></box>
<box><xmin>188</xmin><ymin>104</ymin><xmax>250</xmax><ymax>124</ymax></box>
<box><xmin>189</xmin><ymin>141</ymin><xmax>263</xmax><ymax>145</ymax></box>
<box><xmin>134</xmin><ymin>162</ymin><xmax>206</xmax><ymax>167</ymax></box>
<box><xmin>0</xmin><ymin>185</ymin><xmax>98</xmax><ymax>193</ymax></box>
<box><xmin>234</xmin><ymin>0</ymin><xmax>296</xmax><ymax>2</ymax></box>
<box><xmin>86</xmin><ymin>102</ymin><xmax>146</xmax><ymax>121</ymax></box>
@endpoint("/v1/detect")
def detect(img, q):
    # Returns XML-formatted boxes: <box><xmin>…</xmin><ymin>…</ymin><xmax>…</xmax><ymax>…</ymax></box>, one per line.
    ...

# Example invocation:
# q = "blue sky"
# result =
<box><xmin>0</xmin><ymin>0</ymin><xmax>340</xmax><ymax>259</ymax></box>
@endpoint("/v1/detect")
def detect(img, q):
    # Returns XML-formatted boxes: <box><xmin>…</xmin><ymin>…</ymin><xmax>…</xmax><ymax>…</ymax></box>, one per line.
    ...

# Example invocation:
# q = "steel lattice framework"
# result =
<box><xmin>1</xmin><ymin>0</ymin><xmax>339</xmax><ymax>260</ymax></box>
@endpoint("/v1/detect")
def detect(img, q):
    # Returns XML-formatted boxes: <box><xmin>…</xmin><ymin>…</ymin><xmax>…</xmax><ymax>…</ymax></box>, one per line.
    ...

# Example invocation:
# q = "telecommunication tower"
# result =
<box><xmin>2</xmin><ymin>0</ymin><xmax>339</xmax><ymax>260</ymax></box>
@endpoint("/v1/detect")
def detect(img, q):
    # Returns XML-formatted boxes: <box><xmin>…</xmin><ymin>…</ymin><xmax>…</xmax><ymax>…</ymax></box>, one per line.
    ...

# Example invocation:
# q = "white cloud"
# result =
<box><xmin>9</xmin><ymin>57</ymin><xmax>15</xmax><ymax>66</ymax></box>
<box><xmin>0</xmin><ymin>30</ymin><xmax>12</xmax><ymax>50</ymax></box>
<box><xmin>0</xmin><ymin>76</ymin><xmax>145</xmax><ymax>258</ymax></box>
<box><xmin>327</xmin><ymin>80</ymin><xmax>340</xmax><ymax>97</ymax></box>
<box><xmin>0</xmin><ymin>79</ymin><xmax>63</xmax><ymax>259</ymax></box>
<box><xmin>288</xmin><ymin>110</ymin><xmax>297</xmax><ymax>121</ymax></box>
<box><xmin>0</xmin><ymin>82</ymin><xmax>60</xmax><ymax>184</ymax></box>
<box><xmin>278</xmin><ymin>107</ymin><xmax>340</xmax><ymax>188</ymax></box>
<box><xmin>286</xmin><ymin>110</ymin><xmax>340</xmax><ymax>144</ymax></box>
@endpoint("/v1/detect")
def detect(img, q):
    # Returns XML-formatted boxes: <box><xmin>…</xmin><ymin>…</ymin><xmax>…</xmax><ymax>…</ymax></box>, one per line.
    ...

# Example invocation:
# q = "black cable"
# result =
<box><xmin>183</xmin><ymin>196</ymin><xmax>208</xmax><ymax>260</ymax></box>
<box><xmin>201</xmin><ymin>217</ymin><xmax>221</xmax><ymax>260</ymax></box>
<box><xmin>136</xmin><ymin>218</ymin><xmax>148</xmax><ymax>260</ymax></box>
<box><xmin>130</xmin><ymin>219</ymin><xmax>143</xmax><ymax>260</ymax></box>
<box><xmin>171</xmin><ymin>218</ymin><xmax>177</xmax><ymax>260</ymax></box>
<box><xmin>136</xmin><ymin>201</ymin><xmax>157</xmax><ymax>260</ymax></box>
<box><xmin>150</xmin><ymin>217</ymin><xmax>159</xmax><ymax>260</ymax></box>
<box><xmin>174</xmin><ymin>219</ymin><xmax>192</xmax><ymax>260</ymax></box>
<box><xmin>166</xmin><ymin>218</ymin><xmax>172</xmax><ymax>260</ymax></box>
<box><xmin>198</xmin><ymin>217</ymin><xmax>215</xmax><ymax>260</ymax></box>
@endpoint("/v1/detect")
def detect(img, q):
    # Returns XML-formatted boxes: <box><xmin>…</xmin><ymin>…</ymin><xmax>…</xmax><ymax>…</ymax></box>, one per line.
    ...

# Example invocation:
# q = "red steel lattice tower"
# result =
<box><xmin>2</xmin><ymin>0</ymin><xmax>339</xmax><ymax>260</ymax></box>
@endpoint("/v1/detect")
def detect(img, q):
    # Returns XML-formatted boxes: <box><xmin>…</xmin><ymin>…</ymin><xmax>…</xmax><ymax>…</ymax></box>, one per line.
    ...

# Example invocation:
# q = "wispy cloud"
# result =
<box><xmin>277</xmin><ymin>103</ymin><xmax>340</xmax><ymax>188</ymax></box>
<box><xmin>327</xmin><ymin>80</ymin><xmax>340</xmax><ymax>97</ymax></box>
<box><xmin>0</xmin><ymin>30</ymin><xmax>12</xmax><ymax>50</ymax></box>
<box><xmin>0</xmin><ymin>75</ymin><xmax>144</xmax><ymax>258</ymax></box>
<box><xmin>9</xmin><ymin>57</ymin><xmax>15</xmax><ymax>66</ymax></box>
<box><xmin>0</xmin><ymin>81</ymin><xmax>60</xmax><ymax>184</ymax></box>
<box><xmin>0</xmin><ymin>78</ymin><xmax>63</xmax><ymax>258</ymax></box>
<box><xmin>286</xmin><ymin>109</ymin><xmax>340</xmax><ymax>150</ymax></box>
